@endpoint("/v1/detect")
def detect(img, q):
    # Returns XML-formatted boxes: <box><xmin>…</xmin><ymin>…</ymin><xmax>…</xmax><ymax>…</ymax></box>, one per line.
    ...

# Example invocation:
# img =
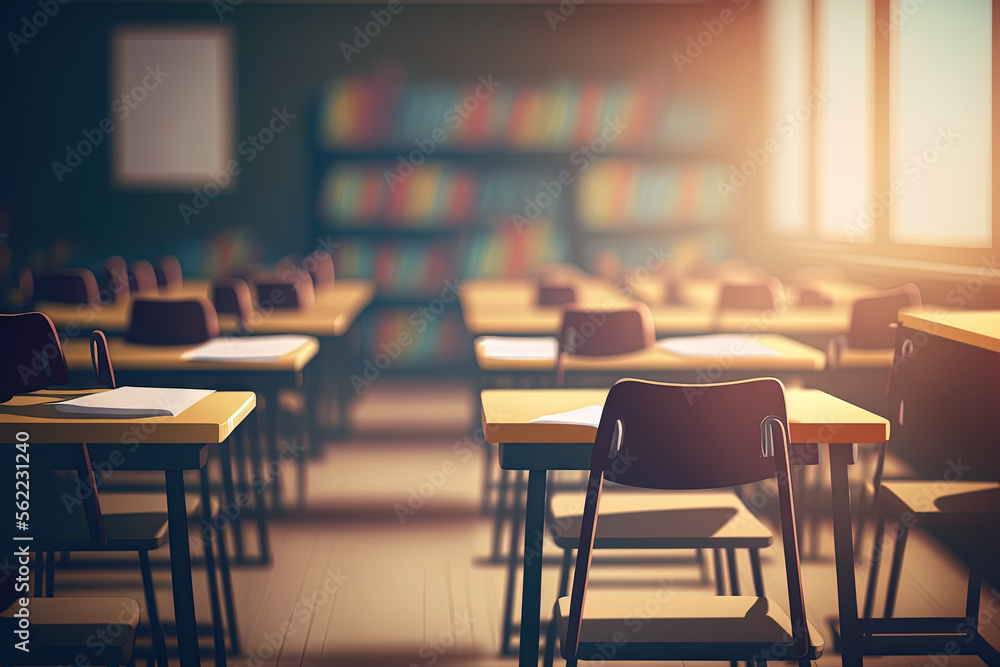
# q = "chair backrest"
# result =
<box><xmin>0</xmin><ymin>312</ymin><xmax>70</xmax><ymax>402</ymax></box>
<box><xmin>556</xmin><ymin>304</ymin><xmax>655</xmax><ymax>386</ymax></box>
<box><xmin>0</xmin><ymin>313</ymin><xmax>105</xmax><ymax>547</ymax></box>
<box><xmin>28</xmin><ymin>269</ymin><xmax>100</xmax><ymax>306</ymax></box>
<box><xmin>90</xmin><ymin>330</ymin><xmax>116</xmax><ymax>389</ymax></box>
<box><xmin>256</xmin><ymin>276</ymin><xmax>315</xmax><ymax>311</ymax></box>
<box><xmin>303</xmin><ymin>249</ymin><xmax>335</xmax><ymax>289</ymax></box>
<box><xmin>564</xmin><ymin>377</ymin><xmax>809</xmax><ymax>659</ymax></box>
<box><xmin>102</xmin><ymin>256</ymin><xmax>130</xmax><ymax>302</ymax></box>
<box><xmin>716</xmin><ymin>278</ymin><xmax>782</xmax><ymax>312</ymax></box>
<box><xmin>662</xmin><ymin>275</ymin><xmax>685</xmax><ymax>305</ymax></box>
<box><xmin>125</xmin><ymin>298</ymin><xmax>220</xmax><ymax>345</ymax></box>
<box><xmin>537</xmin><ymin>283</ymin><xmax>578</xmax><ymax>307</ymax></box>
<box><xmin>128</xmin><ymin>260</ymin><xmax>158</xmax><ymax>295</ymax></box>
<box><xmin>845</xmin><ymin>283</ymin><xmax>921</xmax><ymax>349</ymax></box>
<box><xmin>212</xmin><ymin>277</ymin><xmax>253</xmax><ymax>328</ymax></box>
<box><xmin>155</xmin><ymin>255</ymin><xmax>183</xmax><ymax>291</ymax></box>
<box><xmin>798</xmin><ymin>288</ymin><xmax>833</xmax><ymax>309</ymax></box>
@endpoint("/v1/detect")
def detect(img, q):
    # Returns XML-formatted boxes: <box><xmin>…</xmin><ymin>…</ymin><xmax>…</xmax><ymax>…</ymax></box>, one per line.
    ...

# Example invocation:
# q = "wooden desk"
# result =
<box><xmin>60</xmin><ymin>336</ymin><xmax>319</xmax><ymax>512</ymax></box>
<box><xmin>474</xmin><ymin>334</ymin><xmax>827</xmax><ymax>377</ymax></box>
<box><xmin>0</xmin><ymin>389</ymin><xmax>256</xmax><ymax>667</ymax></box>
<box><xmin>481</xmin><ymin>387</ymin><xmax>890</xmax><ymax>667</ymax></box>
<box><xmin>34</xmin><ymin>279</ymin><xmax>376</xmax><ymax>339</ymax></box>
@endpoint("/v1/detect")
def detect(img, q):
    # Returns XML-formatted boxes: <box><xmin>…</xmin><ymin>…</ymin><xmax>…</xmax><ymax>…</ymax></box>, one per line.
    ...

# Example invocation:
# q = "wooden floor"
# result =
<box><xmin>54</xmin><ymin>378</ymin><xmax>999</xmax><ymax>667</ymax></box>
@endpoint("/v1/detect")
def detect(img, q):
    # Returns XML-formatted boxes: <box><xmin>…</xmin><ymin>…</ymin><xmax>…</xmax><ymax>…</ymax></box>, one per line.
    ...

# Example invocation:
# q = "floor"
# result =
<box><xmin>53</xmin><ymin>378</ymin><xmax>1000</xmax><ymax>667</ymax></box>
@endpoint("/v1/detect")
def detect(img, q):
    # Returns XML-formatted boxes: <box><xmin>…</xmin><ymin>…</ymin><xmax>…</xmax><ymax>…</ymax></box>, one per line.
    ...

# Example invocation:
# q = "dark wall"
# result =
<box><xmin>1</xmin><ymin>0</ymin><xmax>763</xmax><ymax>277</ymax></box>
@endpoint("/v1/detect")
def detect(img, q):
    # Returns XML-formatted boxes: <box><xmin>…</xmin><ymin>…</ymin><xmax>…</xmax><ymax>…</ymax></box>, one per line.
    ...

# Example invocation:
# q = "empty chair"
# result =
<box><xmin>22</xmin><ymin>268</ymin><xmax>99</xmax><ymax>306</ymax></box>
<box><xmin>0</xmin><ymin>596</ymin><xmax>140</xmax><ymax>667</ymax></box>
<box><xmin>126</xmin><ymin>297</ymin><xmax>219</xmax><ymax>345</ymax></box>
<box><xmin>546</xmin><ymin>378</ymin><xmax>822</xmax><ymax>666</ymax></box>
<box><xmin>303</xmin><ymin>249</ymin><xmax>335</xmax><ymax>289</ymax></box>
<box><xmin>662</xmin><ymin>274</ymin><xmax>685</xmax><ymax>305</ymax></box>
<box><xmin>556</xmin><ymin>303</ymin><xmax>655</xmax><ymax>384</ymax></box>
<box><xmin>716</xmin><ymin>278</ymin><xmax>783</xmax><ymax>312</ymax></box>
<box><xmin>829</xmin><ymin>283</ymin><xmax>922</xmax><ymax>364</ymax></box>
<box><xmin>128</xmin><ymin>260</ymin><xmax>158</xmax><ymax>295</ymax></box>
<box><xmin>256</xmin><ymin>275</ymin><xmax>316</xmax><ymax>310</ymax></box>
<box><xmin>102</xmin><ymin>256</ymin><xmax>130</xmax><ymax>302</ymax></box>
<box><xmin>538</xmin><ymin>283</ymin><xmax>578</xmax><ymax>307</ymax></box>
<box><xmin>154</xmin><ymin>254</ymin><xmax>183</xmax><ymax>291</ymax></box>
<box><xmin>798</xmin><ymin>287</ymin><xmax>833</xmax><ymax>308</ymax></box>
<box><xmin>212</xmin><ymin>277</ymin><xmax>254</xmax><ymax>330</ymax></box>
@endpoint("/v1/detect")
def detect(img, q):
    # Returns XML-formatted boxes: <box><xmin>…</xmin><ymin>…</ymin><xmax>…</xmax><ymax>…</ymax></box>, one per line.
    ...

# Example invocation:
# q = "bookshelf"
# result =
<box><xmin>311</xmin><ymin>66</ymin><xmax>735</xmax><ymax>370</ymax></box>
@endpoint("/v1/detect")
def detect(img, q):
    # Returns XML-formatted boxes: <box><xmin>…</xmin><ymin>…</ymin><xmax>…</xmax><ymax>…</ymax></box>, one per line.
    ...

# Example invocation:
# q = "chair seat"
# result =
<box><xmin>36</xmin><ymin>511</ymin><xmax>169</xmax><ymax>552</ymax></box>
<box><xmin>555</xmin><ymin>592</ymin><xmax>824</xmax><ymax>661</ymax></box>
<box><xmin>100</xmin><ymin>491</ymin><xmax>219</xmax><ymax>519</ymax></box>
<box><xmin>0</xmin><ymin>597</ymin><xmax>139</xmax><ymax>665</ymax></box>
<box><xmin>550</xmin><ymin>490</ymin><xmax>772</xmax><ymax>549</ymax></box>
<box><xmin>881</xmin><ymin>480</ymin><xmax>1000</xmax><ymax>525</ymax></box>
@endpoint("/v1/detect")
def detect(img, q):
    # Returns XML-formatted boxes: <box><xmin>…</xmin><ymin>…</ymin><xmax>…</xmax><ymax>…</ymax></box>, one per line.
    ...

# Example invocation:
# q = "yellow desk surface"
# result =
<box><xmin>480</xmin><ymin>387</ymin><xmax>889</xmax><ymax>446</ymax></box>
<box><xmin>899</xmin><ymin>307</ymin><xmax>1000</xmax><ymax>354</ymax></box>
<box><xmin>34</xmin><ymin>279</ymin><xmax>375</xmax><ymax>338</ymax></box>
<box><xmin>459</xmin><ymin>278</ymin><xmax>631</xmax><ymax>310</ymax></box>
<box><xmin>835</xmin><ymin>347</ymin><xmax>895</xmax><ymax>369</ymax></box>
<box><xmin>0</xmin><ymin>388</ymin><xmax>255</xmax><ymax>444</ymax></box>
<box><xmin>60</xmin><ymin>336</ymin><xmax>319</xmax><ymax>373</ymax></box>
<box><xmin>474</xmin><ymin>334</ymin><xmax>826</xmax><ymax>373</ymax></box>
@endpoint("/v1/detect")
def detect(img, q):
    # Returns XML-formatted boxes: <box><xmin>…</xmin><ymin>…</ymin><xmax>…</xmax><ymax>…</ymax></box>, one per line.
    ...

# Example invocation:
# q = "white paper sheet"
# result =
<box><xmin>529</xmin><ymin>405</ymin><xmax>603</xmax><ymax>427</ymax></box>
<box><xmin>657</xmin><ymin>334</ymin><xmax>781</xmax><ymax>358</ymax></box>
<box><xmin>181</xmin><ymin>335</ymin><xmax>312</xmax><ymax>362</ymax></box>
<box><xmin>55</xmin><ymin>386</ymin><xmax>215</xmax><ymax>417</ymax></box>
<box><xmin>479</xmin><ymin>336</ymin><xmax>558</xmax><ymax>360</ymax></box>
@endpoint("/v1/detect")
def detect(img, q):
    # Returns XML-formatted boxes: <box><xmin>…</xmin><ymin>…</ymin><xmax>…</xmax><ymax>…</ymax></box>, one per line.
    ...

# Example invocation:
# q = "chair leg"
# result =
<box><xmin>798</xmin><ymin>658</ymin><xmax>812</xmax><ymax>667</ymax></box>
<box><xmin>296</xmin><ymin>433</ymin><xmax>308</xmax><ymax>511</ymax></box>
<box><xmin>543</xmin><ymin>615</ymin><xmax>558</xmax><ymax>667</ymax></box>
<box><xmin>44</xmin><ymin>550</ymin><xmax>54</xmax><ymax>597</ymax></box>
<box><xmin>726</xmin><ymin>547</ymin><xmax>741</xmax><ymax>595</ymax></box>
<box><xmin>713</xmin><ymin>549</ymin><xmax>727</xmax><ymax>595</ymax></box>
<box><xmin>34</xmin><ymin>551</ymin><xmax>44</xmax><ymax>597</ymax></box>
<box><xmin>966</xmin><ymin>564</ymin><xmax>983</xmax><ymax>622</ymax></box>
<box><xmin>139</xmin><ymin>550</ymin><xmax>168</xmax><ymax>667</ymax></box>
<box><xmin>491</xmin><ymin>469</ymin><xmax>511</xmax><ymax>561</ymax></box>
<box><xmin>558</xmin><ymin>548</ymin><xmax>573</xmax><ymax>598</ymax></box>
<box><xmin>697</xmin><ymin>548</ymin><xmax>709</xmax><ymax>585</ymax></box>
<box><xmin>749</xmin><ymin>548</ymin><xmax>765</xmax><ymax>596</ymax></box>
<box><xmin>200</xmin><ymin>468</ymin><xmax>228</xmax><ymax>667</ymax></box>
<box><xmin>884</xmin><ymin>521</ymin><xmax>910</xmax><ymax>618</ymax></box>
<box><xmin>862</xmin><ymin>512</ymin><xmax>887</xmax><ymax>619</ymax></box>
<box><xmin>216</xmin><ymin>519</ymin><xmax>241</xmax><ymax>654</ymax></box>
<box><xmin>480</xmin><ymin>440</ymin><xmax>494</xmax><ymax>515</ymax></box>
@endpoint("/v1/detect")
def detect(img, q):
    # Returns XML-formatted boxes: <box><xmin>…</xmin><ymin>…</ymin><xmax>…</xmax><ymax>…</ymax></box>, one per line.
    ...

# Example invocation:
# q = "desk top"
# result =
<box><xmin>34</xmin><ymin>279</ymin><xmax>376</xmax><ymax>339</ymax></box>
<box><xmin>480</xmin><ymin>387</ymin><xmax>889</xmax><ymax>446</ymax></box>
<box><xmin>899</xmin><ymin>307</ymin><xmax>1000</xmax><ymax>354</ymax></box>
<box><xmin>474</xmin><ymin>334</ymin><xmax>826</xmax><ymax>372</ymax></box>
<box><xmin>60</xmin><ymin>336</ymin><xmax>319</xmax><ymax>373</ymax></box>
<box><xmin>0</xmin><ymin>389</ymin><xmax>255</xmax><ymax>444</ymax></box>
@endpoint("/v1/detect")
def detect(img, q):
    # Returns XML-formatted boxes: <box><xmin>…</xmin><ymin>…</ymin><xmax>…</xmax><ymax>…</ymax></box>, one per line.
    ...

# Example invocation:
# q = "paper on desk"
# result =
<box><xmin>479</xmin><ymin>336</ymin><xmax>558</xmax><ymax>360</ymax></box>
<box><xmin>657</xmin><ymin>334</ymin><xmax>781</xmax><ymax>357</ymax></box>
<box><xmin>529</xmin><ymin>405</ymin><xmax>603</xmax><ymax>427</ymax></box>
<box><xmin>181</xmin><ymin>335</ymin><xmax>311</xmax><ymax>361</ymax></box>
<box><xmin>55</xmin><ymin>386</ymin><xmax>215</xmax><ymax>418</ymax></box>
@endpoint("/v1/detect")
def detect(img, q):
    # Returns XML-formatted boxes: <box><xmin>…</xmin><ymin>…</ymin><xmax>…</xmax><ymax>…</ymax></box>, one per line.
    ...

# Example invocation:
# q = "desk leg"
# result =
<box><xmin>247</xmin><ymin>409</ymin><xmax>271</xmax><ymax>564</ymax></box>
<box><xmin>166</xmin><ymin>470</ymin><xmax>201</xmax><ymax>666</ymax></box>
<box><xmin>219</xmin><ymin>435</ymin><xmax>243</xmax><ymax>562</ymax></box>
<box><xmin>264</xmin><ymin>387</ymin><xmax>283</xmax><ymax>512</ymax></box>
<box><xmin>502</xmin><ymin>470</ymin><xmax>524</xmax><ymax>656</ymax></box>
<box><xmin>519</xmin><ymin>470</ymin><xmax>547</xmax><ymax>667</ymax></box>
<box><xmin>829</xmin><ymin>443</ymin><xmax>862</xmax><ymax>667</ymax></box>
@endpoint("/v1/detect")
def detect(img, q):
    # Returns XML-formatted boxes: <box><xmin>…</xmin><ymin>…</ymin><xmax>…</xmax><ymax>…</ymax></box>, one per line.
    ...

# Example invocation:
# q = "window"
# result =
<box><xmin>892</xmin><ymin>0</ymin><xmax>992</xmax><ymax>246</ymax></box>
